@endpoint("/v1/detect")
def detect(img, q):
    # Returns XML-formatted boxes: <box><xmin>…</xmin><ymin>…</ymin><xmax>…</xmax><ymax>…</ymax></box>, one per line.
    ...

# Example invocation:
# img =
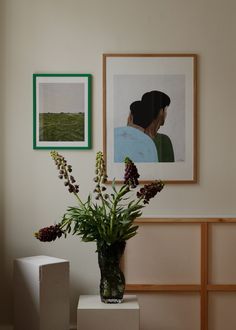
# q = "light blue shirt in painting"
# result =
<box><xmin>114</xmin><ymin>126</ymin><xmax>158</xmax><ymax>163</ymax></box>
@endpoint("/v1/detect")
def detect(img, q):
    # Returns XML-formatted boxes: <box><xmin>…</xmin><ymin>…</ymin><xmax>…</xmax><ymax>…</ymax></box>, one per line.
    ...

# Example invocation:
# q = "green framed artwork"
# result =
<box><xmin>33</xmin><ymin>73</ymin><xmax>92</xmax><ymax>149</ymax></box>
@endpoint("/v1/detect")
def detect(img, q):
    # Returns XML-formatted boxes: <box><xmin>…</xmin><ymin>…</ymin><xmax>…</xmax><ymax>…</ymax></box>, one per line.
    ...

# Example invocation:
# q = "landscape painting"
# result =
<box><xmin>33</xmin><ymin>74</ymin><xmax>91</xmax><ymax>149</ymax></box>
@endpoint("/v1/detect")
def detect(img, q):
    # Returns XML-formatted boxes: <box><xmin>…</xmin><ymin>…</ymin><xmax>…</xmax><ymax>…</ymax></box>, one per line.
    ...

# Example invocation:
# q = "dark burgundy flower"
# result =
<box><xmin>34</xmin><ymin>224</ymin><xmax>63</xmax><ymax>242</ymax></box>
<box><xmin>124</xmin><ymin>157</ymin><xmax>140</xmax><ymax>188</ymax></box>
<box><xmin>137</xmin><ymin>180</ymin><xmax>164</xmax><ymax>204</ymax></box>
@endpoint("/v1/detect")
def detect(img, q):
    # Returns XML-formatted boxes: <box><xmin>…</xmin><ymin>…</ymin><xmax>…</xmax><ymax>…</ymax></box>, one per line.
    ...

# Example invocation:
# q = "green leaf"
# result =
<box><xmin>112</xmin><ymin>178</ymin><xmax>117</xmax><ymax>193</ymax></box>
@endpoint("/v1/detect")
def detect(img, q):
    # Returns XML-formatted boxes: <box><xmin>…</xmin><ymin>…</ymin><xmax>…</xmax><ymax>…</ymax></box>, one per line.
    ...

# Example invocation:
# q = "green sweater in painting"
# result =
<box><xmin>153</xmin><ymin>133</ymin><xmax>175</xmax><ymax>162</ymax></box>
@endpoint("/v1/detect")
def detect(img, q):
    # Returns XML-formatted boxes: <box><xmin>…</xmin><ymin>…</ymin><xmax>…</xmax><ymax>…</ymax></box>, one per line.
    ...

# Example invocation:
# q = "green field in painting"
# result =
<box><xmin>39</xmin><ymin>113</ymin><xmax>85</xmax><ymax>141</ymax></box>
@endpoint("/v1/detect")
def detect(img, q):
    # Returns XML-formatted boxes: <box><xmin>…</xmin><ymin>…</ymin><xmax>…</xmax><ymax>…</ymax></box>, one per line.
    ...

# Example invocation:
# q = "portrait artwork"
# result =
<box><xmin>103</xmin><ymin>54</ymin><xmax>197</xmax><ymax>183</ymax></box>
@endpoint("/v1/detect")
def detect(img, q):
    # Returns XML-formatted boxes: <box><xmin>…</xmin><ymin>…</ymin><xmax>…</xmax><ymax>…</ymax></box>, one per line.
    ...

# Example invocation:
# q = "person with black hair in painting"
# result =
<box><xmin>127</xmin><ymin>90</ymin><xmax>175</xmax><ymax>162</ymax></box>
<box><xmin>114</xmin><ymin>90</ymin><xmax>174</xmax><ymax>163</ymax></box>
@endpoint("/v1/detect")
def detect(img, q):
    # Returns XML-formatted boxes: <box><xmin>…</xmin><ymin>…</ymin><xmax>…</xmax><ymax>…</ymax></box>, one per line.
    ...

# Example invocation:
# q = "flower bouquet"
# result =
<box><xmin>35</xmin><ymin>151</ymin><xmax>164</xmax><ymax>303</ymax></box>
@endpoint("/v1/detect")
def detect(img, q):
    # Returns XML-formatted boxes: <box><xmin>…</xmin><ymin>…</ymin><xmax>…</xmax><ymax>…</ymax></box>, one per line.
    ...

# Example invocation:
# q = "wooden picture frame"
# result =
<box><xmin>103</xmin><ymin>54</ymin><xmax>197</xmax><ymax>183</ymax></box>
<box><xmin>33</xmin><ymin>73</ymin><xmax>92</xmax><ymax>149</ymax></box>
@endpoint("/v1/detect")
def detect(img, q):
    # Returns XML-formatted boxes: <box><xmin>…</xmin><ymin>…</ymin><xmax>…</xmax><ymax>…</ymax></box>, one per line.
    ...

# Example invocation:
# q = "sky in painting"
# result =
<box><xmin>39</xmin><ymin>82</ymin><xmax>85</xmax><ymax>113</ymax></box>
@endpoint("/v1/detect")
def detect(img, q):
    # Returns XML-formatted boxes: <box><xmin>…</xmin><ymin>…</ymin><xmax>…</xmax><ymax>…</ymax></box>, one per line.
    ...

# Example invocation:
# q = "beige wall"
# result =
<box><xmin>1</xmin><ymin>0</ymin><xmax>236</xmax><ymax>328</ymax></box>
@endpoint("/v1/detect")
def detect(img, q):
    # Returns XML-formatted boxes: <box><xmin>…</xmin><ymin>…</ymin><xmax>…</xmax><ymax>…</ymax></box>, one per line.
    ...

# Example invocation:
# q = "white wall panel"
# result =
<box><xmin>137</xmin><ymin>292</ymin><xmax>200</xmax><ymax>330</ymax></box>
<box><xmin>209</xmin><ymin>224</ymin><xmax>236</xmax><ymax>283</ymax></box>
<box><xmin>209</xmin><ymin>293</ymin><xmax>236</xmax><ymax>330</ymax></box>
<box><xmin>125</xmin><ymin>224</ymin><xmax>200</xmax><ymax>284</ymax></box>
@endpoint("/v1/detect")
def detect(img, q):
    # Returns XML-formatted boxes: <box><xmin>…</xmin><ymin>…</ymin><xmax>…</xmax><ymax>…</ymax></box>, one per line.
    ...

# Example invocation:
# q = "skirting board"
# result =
<box><xmin>0</xmin><ymin>325</ymin><xmax>76</xmax><ymax>330</ymax></box>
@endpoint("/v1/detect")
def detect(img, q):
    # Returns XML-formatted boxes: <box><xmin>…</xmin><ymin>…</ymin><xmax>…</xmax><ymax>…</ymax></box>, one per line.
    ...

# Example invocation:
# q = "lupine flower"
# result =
<box><xmin>35</xmin><ymin>224</ymin><xmax>63</xmax><ymax>242</ymax></box>
<box><xmin>137</xmin><ymin>180</ymin><xmax>164</xmax><ymax>204</ymax></box>
<box><xmin>50</xmin><ymin>151</ymin><xmax>79</xmax><ymax>194</ymax></box>
<box><xmin>124</xmin><ymin>157</ymin><xmax>140</xmax><ymax>188</ymax></box>
<box><xmin>93</xmin><ymin>151</ymin><xmax>108</xmax><ymax>199</ymax></box>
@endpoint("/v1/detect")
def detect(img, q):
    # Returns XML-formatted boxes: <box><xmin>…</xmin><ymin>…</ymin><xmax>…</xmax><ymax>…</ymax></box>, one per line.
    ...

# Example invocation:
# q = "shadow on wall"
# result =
<box><xmin>0</xmin><ymin>0</ymin><xmax>12</xmax><ymax>327</ymax></box>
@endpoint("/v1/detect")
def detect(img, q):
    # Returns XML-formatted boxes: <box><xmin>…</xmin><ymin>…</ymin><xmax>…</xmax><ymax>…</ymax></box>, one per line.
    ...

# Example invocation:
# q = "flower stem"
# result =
<box><xmin>74</xmin><ymin>192</ymin><xmax>87</xmax><ymax>211</ymax></box>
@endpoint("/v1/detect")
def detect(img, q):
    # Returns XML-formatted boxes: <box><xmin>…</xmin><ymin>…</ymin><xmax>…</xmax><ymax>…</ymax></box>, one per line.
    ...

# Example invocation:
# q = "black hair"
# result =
<box><xmin>130</xmin><ymin>90</ymin><xmax>171</xmax><ymax>129</ymax></box>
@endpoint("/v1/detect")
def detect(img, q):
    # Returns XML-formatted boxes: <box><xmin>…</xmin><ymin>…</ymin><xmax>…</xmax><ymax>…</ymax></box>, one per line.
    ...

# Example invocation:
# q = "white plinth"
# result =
<box><xmin>77</xmin><ymin>295</ymin><xmax>140</xmax><ymax>330</ymax></box>
<box><xmin>14</xmin><ymin>255</ymin><xmax>70</xmax><ymax>330</ymax></box>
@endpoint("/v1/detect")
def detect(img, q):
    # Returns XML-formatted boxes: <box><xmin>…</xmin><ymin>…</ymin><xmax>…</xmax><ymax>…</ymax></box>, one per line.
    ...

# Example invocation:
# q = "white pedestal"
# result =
<box><xmin>77</xmin><ymin>295</ymin><xmax>140</xmax><ymax>330</ymax></box>
<box><xmin>14</xmin><ymin>255</ymin><xmax>70</xmax><ymax>330</ymax></box>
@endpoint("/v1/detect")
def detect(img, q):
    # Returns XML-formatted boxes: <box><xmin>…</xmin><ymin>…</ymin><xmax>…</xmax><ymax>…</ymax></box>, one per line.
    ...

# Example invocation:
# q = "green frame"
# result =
<box><xmin>33</xmin><ymin>73</ymin><xmax>92</xmax><ymax>149</ymax></box>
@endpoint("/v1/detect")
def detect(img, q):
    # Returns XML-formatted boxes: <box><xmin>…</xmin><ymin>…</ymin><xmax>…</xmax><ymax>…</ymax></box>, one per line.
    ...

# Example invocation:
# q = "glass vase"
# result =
<box><xmin>97</xmin><ymin>240</ymin><xmax>126</xmax><ymax>303</ymax></box>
